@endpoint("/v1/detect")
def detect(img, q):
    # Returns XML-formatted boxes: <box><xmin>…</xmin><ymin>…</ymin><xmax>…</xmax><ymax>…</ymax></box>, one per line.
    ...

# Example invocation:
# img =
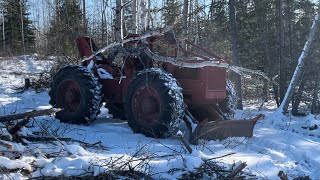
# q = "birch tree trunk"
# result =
<box><xmin>82</xmin><ymin>0</ymin><xmax>87</xmax><ymax>34</ymax></box>
<box><xmin>182</xmin><ymin>0</ymin><xmax>189</xmax><ymax>49</ymax></box>
<box><xmin>115</xmin><ymin>0</ymin><xmax>123</xmax><ymax>42</ymax></box>
<box><xmin>2</xmin><ymin>9</ymin><xmax>5</xmax><ymax>52</ymax></box>
<box><xmin>19</xmin><ymin>0</ymin><xmax>25</xmax><ymax>54</ymax></box>
<box><xmin>228</xmin><ymin>0</ymin><xmax>243</xmax><ymax>110</ymax></box>
<box><xmin>101</xmin><ymin>0</ymin><xmax>107</xmax><ymax>43</ymax></box>
<box><xmin>139</xmin><ymin>0</ymin><xmax>146</xmax><ymax>32</ymax></box>
<box><xmin>132</xmin><ymin>0</ymin><xmax>137</xmax><ymax>33</ymax></box>
<box><xmin>146</xmin><ymin>0</ymin><xmax>151</xmax><ymax>29</ymax></box>
<box><xmin>279</xmin><ymin>12</ymin><xmax>320</xmax><ymax>114</ymax></box>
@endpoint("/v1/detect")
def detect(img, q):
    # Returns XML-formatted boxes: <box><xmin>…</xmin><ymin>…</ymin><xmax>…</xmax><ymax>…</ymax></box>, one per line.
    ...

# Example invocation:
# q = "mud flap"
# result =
<box><xmin>189</xmin><ymin>114</ymin><xmax>264</xmax><ymax>144</ymax></box>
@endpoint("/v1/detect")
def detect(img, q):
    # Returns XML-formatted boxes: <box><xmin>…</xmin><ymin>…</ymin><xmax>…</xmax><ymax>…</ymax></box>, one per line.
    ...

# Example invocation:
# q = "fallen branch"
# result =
<box><xmin>143</xmin><ymin>47</ymin><xmax>270</xmax><ymax>81</ymax></box>
<box><xmin>20</xmin><ymin>135</ymin><xmax>106</xmax><ymax>149</ymax></box>
<box><xmin>82</xmin><ymin>19</ymin><xmax>179</xmax><ymax>62</ymax></box>
<box><xmin>0</xmin><ymin>131</ymin><xmax>12</xmax><ymax>141</ymax></box>
<box><xmin>0</xmin><ymin>108</ymin><xmax>60</xmax><ymax>122</ymax></box>
<box><xmin>8</xmin><ymin>116</ymin><xmax>31</xmax><ymax>136</ymax></box>
<box><xmin>207</xmin><ymin>152</ymin><xmax>236</xmax><ymax>160</ymax></box>
<box><xmin>175</xmin><ymin>132</ymin><xmax>193</xmax><ymax>154</ymax></box>
<box><xmin>0</xmin><ymin>140</ymin><xmax>13</xmax><ymax>150</ymax></box>
<box><xmin>226</xmin><ymin>162</ymin><xmax>247</xmax><ymax>178</ymax></box>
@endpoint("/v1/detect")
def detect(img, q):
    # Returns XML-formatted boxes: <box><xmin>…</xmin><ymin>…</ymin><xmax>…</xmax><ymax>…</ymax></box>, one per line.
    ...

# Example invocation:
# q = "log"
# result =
<box><xmin>8</xmin><ymin>116</ymin><xmax>31</xmax><ymax>136</ymax></box>
<box><xmin>0</xmin><ymin>131</ymin><xmax>12</xmax><ymax>141</ymax></box>
<box><xmin>0</xmin><ymin>108</ymin><xmax>61</xmax><ymax>122</ymax></box>
<box><xmin>20</xmin><ymin>135</ymin><xmax>104</xmax><ymax>148</ymax></box>
<box><xmin>227</xmin><ymin>162</ymin><xmax>247</xmax><ymax>178</ymax></box>
<box><xmin>0</xmin><ymin>140</ymin><xmax>13</xmax><ymax>150</ymax></box>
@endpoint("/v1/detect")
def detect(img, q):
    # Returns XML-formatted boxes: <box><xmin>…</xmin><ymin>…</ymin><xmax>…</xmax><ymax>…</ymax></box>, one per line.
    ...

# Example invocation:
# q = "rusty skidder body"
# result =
<box><xmin>49</xmin><ymin>30</ymin><xmax>262</xmax><ymax>143</ymax></box>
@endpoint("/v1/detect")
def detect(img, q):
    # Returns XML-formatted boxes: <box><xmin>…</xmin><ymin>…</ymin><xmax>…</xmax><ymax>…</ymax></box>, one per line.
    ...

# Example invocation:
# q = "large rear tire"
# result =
<box><xmin>125</xmin><ymin>68</ymin><xmax>185</xmax><ymax>138</ymax></box>
<box><xmin>49</xmin><ymin>65</ymin><xmax>102</xmax><ymax>124</ymax></box>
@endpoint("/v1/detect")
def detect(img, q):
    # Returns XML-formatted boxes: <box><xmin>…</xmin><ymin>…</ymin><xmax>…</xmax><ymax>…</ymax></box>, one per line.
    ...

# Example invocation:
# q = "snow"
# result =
<box><xmin>0</xmin><ymin>156</ymin><xmax>32</xmax><ymax>172</ymax></box>
<box><xmin>0</xmin><ymin>57</ymin><xmax>319</xmax><ymax>179</ymax></box>
<box><xmin>97</xmin><ymin>68</ymin><xmax>113</xmax><ymax>79</ymax></box>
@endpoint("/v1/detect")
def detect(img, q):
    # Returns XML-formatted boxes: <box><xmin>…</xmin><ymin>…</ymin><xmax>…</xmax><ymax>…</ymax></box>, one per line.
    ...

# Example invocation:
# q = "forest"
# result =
<box><xmin>1</xmin><ymin>0</ymin><xmax>319</xmax><ymax>113</ymax></box>
<box><xmin>0</xmin><ymin>0</ymin><xmax>319</xmax><ymax>179</ymax></box>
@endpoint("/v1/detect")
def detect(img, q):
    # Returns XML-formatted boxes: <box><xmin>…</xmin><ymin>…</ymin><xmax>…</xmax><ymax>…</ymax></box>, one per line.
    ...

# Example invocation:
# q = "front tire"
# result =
<box><xmin>125</xmin><ymin>68</ymin><xmax>185</xmax><ymax>138</ymax></box>
<box><xmin>49</xmin><ymin>65</ymin><xmax>102</xmax><ymax>124</ymax></box>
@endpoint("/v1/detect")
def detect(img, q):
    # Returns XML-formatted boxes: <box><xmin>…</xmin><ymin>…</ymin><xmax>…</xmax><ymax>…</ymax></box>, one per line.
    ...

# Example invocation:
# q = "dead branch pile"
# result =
<box><xmin>180</xmin><ymin>161</ymin><xmax>254</xmax><ymax>180</ymax></box>
<box><xmin>13</xmin><ymin>71</ymin><xmax>51</xmax><ymax>93</ymax></box>
<box><xmin>0</xmin><ymin>108</ymin><xmax>107</xmax><ymax>178</ymax></box>
<box><xmin>31</xmin><ymin>170</ymin><xmax>153</xmax><ymax>180</ymax></box>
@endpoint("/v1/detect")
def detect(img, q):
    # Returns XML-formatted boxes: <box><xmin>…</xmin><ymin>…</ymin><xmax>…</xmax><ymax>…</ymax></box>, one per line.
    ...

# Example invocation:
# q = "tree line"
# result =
<box><xmin>0</xmin><ymin>0</ymin><xmax>319</xmax><ymax>113</ymax></box>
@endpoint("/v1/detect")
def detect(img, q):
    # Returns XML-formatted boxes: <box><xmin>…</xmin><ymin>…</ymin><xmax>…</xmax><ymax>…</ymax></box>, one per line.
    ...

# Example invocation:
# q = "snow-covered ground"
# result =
<box><xmin>0</xmin><ymin>57</ymin><xmax>319</xmax><ymax>179</ymax></box>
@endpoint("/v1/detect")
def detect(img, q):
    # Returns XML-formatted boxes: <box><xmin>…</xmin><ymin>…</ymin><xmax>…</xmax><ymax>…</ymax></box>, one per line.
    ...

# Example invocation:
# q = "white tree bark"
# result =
<box><xmin>115</xmin><ymin>0</ymin><xmax>123</xmax><ymax>42</ymax></box>
<box><xmin>19</xmin><ymin>0</ymin><xmax>25</xmax><ymax>54</ymax></box>
<box><xmin>131</xmin><ymin>0</ymin><xmax>137</xmax><ymax>33</ymax></box>
<box><xmin>82</xmin><ymin>0</ymin><xmax>86</xmax><ymax>34</ymax></box>
<box><xmin>279</xmin><ymin>13</ymin><xmax>320</xmax><ymax>114</ymax></box>
<box><xmin>146</xmin><ymin>0</ymin><xmax>151</xmax><ymax>29</ymax></box>
<box><xmin>139</xmin><ymin>0</ymin><xmax>146</xmax><ymax>32</ymax></box>
<box><xmin>182</xmin><ymin>0</ymin><xmax>189</xmax><ymax>49</ymax></box>
<box><xmin>2</xmin><ymin>9</ymin><xmax>5</xmax><ymax>51</ymax></box>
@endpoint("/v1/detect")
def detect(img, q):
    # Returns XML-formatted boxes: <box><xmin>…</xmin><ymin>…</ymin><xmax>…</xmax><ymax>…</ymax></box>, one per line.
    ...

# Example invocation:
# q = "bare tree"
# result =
<box><xmin>279</xmin><ymin>0</ymin><xmax>286</xmax><ymax>103</ymax></box>
<box><xmin>279</xmin><ymin>11</ymin><xmax>320</xmax><ymax>114</ymax></box>
<box><xmin>115</xmin><ymin>0</ymin><xmax>123</xmax><ymax>41</ymax></box>
<box><xmin>19</xmin><ymin>0</ymin><xmax>25</xmax><ymax>54</ymax></box>
<box><xmin>182</xmin><ymin>0</ymin><xmax>189</xmax><ymax>48</ymax></box>
<box><xmin>132</xmin><ymin>0</ymin><xmax>137</xmax><ymax>33</ymax></box>
<box><xmin>2</xmin><ymin>9</ymin><xmax>5</xmax><ymax>52</ymax></box>
<box><xmin>228</xmin><ymin>0</ymin><xmax>243</xmax><ymax>110</ymax></box>
<box><xmin>82</xmin><ymin>0</ymin><xmax>86</xmax><ymax>34</ymax></box>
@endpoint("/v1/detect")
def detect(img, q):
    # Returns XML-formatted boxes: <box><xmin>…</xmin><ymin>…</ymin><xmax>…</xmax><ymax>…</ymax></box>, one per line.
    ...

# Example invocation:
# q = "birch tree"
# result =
<box><xmin>279</xmin><ymin>11</ymin><xmax>320</xmax><ymax>114</ymax></box>
<box><xmin>115</xmin><ymin>0</ymin><xmax>123</xmax><ymax>41</ymax></box>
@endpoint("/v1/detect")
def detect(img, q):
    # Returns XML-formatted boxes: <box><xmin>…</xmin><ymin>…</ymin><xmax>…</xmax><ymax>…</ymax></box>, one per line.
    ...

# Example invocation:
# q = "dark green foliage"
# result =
<box><xmin>47</xmin><ymin>0</ymin><xmax>84</xmax><ymax>59</ymax></box>
<box><xmin>163</xmin><ymin>0</ymin><xmax>181</xmax><ymax>25</ymax></box>
<box><xmin>198</xmin><ymin>0</ymin><xmax>231</xmax><ymax>58</ymax></box>
<box><xmin>0</xmin><ymin>0</ymin><xmax>35</xmax><ymax>54</ymax></box>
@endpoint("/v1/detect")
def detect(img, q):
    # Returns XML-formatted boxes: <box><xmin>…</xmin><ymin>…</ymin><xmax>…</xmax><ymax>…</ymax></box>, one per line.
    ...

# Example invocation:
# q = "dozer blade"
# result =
<box><xmin>189</xmin><ymin>114</ymin><xmax>264</xmax><ymax>144</ymax></box>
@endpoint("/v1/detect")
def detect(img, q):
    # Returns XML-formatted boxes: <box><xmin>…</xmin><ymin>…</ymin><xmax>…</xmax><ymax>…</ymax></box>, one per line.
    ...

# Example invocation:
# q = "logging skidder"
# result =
<box><xmin>48</xmin><ymin>26</ymin><xmax>264</xmax><ymax>143</ymax></box>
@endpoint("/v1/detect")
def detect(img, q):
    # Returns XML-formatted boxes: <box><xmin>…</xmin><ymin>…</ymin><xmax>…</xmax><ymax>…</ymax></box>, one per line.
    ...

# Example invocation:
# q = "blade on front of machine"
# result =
<box><xmin>189</xmin><ymin>114</ymin><xmax>264</xmax><ymax>144</ymax></box>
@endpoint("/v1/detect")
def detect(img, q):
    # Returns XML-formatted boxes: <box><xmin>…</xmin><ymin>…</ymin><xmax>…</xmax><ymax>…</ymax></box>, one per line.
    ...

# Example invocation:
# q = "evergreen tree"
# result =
<box><xmin>0</xmin><ymin>0</ymin><xmax>35</xmax><ymax>54</ymax></box>
<box><xmin>199</xmin><ymin>0</ymin><xmax>230</xmax><ymax>57</ymax></box>
<box><xmin>163</xmin><ymin>0</ymin><xmax>181</xmax><ymax>26</ymax></box>
<box><xmin>47</xmin><ymin>0</ymin><xmax>84</xmax><ymax>57</ymax></box>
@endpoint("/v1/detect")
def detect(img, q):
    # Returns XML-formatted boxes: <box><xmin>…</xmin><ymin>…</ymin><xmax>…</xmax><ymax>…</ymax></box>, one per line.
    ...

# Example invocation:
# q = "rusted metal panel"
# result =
<box><xmin>189</xmin><ymin>114</ymin><xmax>264</xmax><ymax>144</ymax></box>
